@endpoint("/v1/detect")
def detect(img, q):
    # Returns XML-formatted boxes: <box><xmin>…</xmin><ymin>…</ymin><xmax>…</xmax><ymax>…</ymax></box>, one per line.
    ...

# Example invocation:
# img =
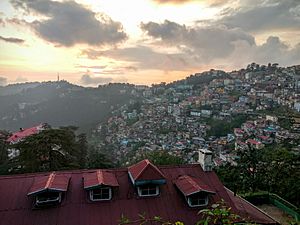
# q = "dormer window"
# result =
<box><xmin>174</xmin><ymin>175</ymin><xmax>215</xmax><ymax>208</ymax></box>
<box><xmin>128</xmin><ymin>159</ymin><xmax>166</xmax><ymax>198</ymax></box>
<box><xmin>187</xmin><ymin>192</ymin><xmax>208</xmax><ymax>207</ymax></box>
<box><xmin>27</xmin><ymin>172</ymin><xmax>70</xmax><ymax>208</ymax></box>
<box><xmin>36</xmin><ymin>192</ymin><xmax>62</xmax><ymax>206</ymax></box>
<box><xmin>83</xmin><ymin>170</ymin><xmax>119</xmax><ymax>202</ymax></box>
<box><xmin>137</xmin><ymin>184</ymin><xmax>159</xmax><ymax>197</ymax></box>
<box><xmin>90</xmin><ymin>187</ymin><xmax>112</xmax><ymax>201</ymax></box>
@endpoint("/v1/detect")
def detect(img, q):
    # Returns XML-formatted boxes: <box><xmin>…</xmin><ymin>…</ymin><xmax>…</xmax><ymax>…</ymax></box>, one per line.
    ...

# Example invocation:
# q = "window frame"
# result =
<box><xmin>137</xmin><ymin>184</ymin><xmax>159</xmax><ymax>197</ymax></box>
<box><xmin>187</xmin><ymin>193</ymin><xmax>208</xmax><ymax>207</ymax></box>
<box><xmin>89</xmin><ymin>187</ymin><xmax>112</xmax><ymax>201</ymax></box>
<box><xmin>35</xmin><ymin>192</ymin><xmax>62</xmax><ymax>206</ymax></box>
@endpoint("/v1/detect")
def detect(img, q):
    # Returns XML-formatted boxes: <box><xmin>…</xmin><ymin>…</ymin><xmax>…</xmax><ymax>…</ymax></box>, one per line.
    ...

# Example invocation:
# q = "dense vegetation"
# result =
<box><xmin>0</xmin><ymin>127</ymin><xmax>114</xmax><ymax>174</ymax></box>
<box><xmin>216</xmin><ymin>145</ymin><xmax>300</xmax><ymax>207</ymax></box>
<box><xmin>0</xmin><ymin>81</ymin><xmax>139</xmax><ymax>131</ymax></box>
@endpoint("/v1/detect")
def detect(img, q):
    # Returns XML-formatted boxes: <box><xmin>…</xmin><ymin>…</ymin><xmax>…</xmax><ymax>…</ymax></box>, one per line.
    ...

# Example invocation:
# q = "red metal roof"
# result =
<box><xmin>246</xmin><ymin>139</ymin><xmax>261</xmax><ymax>145</ymax></box>
<box><xmin>174</xmin><ymin>175</ymin><xmax>216</xmax><ymax>196</ymax></box>
<box><xmin>225</xmin><ymin>188</ymin><xmax>280</xmax><ymax>224</ymax></box>
<box><xmin>7</xmin><ymin>124</ymin><xmax>44</xmax><ymax>143</ymax></box>
<box><xmin>128</xmin><ymin>159</ymin><xmax>165</xmax><ymax>181</ymax></box>
<box><xmin>0</xmin><ymin>163</ymin><xmax>278</xmax><ymax>225</ymax></box>
<box><xmin>27</xmin><ymin>172</ymin><xmax>70</xmax><ymax>195</ymax></box>
<box><xmin>83</xmin><ymin>170</ymin><xmax>119</xmax><ymax>189</ymax></box>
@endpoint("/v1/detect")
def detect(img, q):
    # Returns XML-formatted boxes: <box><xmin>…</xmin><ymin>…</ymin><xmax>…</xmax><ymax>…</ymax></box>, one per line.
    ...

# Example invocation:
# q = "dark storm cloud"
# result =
<box><xmin>140</xmin><ymin>20</ymin><xmax>255</xmax><ymax>62</ymax></box>
<box><xmin>0</xmin><ymin>35</ymin><xmax>25</xmax><ymax>44</ymax></box>
<box><xmin>10</xmin><ymin>0</ymin><xmax>127</xmax><ymax>47</ymax></box>
<box><xmin>219</xmin><ymin>0</ymin><xmax>300</xmax><ymax>32</ymax></box>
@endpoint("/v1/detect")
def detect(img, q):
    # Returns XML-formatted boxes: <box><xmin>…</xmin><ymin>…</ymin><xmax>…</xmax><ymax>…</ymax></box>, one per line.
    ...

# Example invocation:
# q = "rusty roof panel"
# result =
<box><xmin>0</xmin><ymin>163</ymin><xmax>278</xmax><ymax>225</ymax></box>
<box><xmin>174</xmin><ymin>175</ymin><xmax>216</xmax><ymax>196</ymax></box>
<box><xmin>27</xmin><ymin>172</ymin><xmax>70</xmax><ymax>195</ymax></box>
<box><xmin>83</xmin><ymin>170</ymin><xmax>119</xmax><ymax>189</ymax></box>
<box><xmin>128</xmin><ymin>159</ymin><xmax>165</xmax><ymax>181</ymax></box>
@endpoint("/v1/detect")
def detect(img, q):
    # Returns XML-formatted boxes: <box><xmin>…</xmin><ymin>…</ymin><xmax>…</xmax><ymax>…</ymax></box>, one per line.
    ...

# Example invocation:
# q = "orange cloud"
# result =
<box><xmin>152</xmin><ymin>0</ymin><xmax>194</xmax><ymax>4</ymax></box>
<box><xmin>152</xmin><ymin>0</ymin><xmax>228</xmax><ymax>6</ymax></box>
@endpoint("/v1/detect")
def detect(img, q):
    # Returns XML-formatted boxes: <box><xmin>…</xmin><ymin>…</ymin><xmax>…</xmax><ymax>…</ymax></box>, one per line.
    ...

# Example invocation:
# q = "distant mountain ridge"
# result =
<box><xmin>0</xmin><ymin>80</ymin><xmax>138</xmax><ymax>132</ymax></box>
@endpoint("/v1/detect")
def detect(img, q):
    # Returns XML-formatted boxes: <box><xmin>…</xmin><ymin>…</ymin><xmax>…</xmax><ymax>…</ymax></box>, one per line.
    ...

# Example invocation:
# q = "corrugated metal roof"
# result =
<box><xmin>83</xmin><ymin>170</ymin><xmax>119</xmax><ymax>189</ymax></box>
<box><xmin>128</xmin><ymin>159</ymin><xmax>165</xmax><ymax>181</ymax></box>
<box><xmin>174</xmin><ymin>175</ymin><xmax>216</xmax><ymax>196</ymax></box>
<box><xmin>0</xmin><ymin>163</ymin><xmax>278</xmax><ymax>225</ymax></box>
<box><xmin>7</xmin><ymin>124</ymin><xmax>44</xmax><ymax>143</ymax></box>
<box><xmin>225</xmin><ymin>188</ymin><xmax>280</xmax><ymax>225</ymax></box>
<box><xmin>27</xmin><ymin>172</ymin><xmax>70</xmax><ymax>195</ymax></box>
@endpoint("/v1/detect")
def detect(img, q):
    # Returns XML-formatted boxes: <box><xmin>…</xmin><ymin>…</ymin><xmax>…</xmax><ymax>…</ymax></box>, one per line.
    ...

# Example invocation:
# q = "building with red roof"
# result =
<box><xmin>0</xmin><ymin>151</ymin><xmax>279</xmax><ymax>225</ymax></box>
<box><xmin>6</xmin><ymin>123</ymin><xmax>46</xmax><ymax>144</ymax></box>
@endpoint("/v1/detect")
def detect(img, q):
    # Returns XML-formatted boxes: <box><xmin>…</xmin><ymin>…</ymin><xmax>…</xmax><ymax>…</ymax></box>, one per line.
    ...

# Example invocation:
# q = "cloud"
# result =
<box><xmin>152</xmin><ymin>0</ymin><xmax>193</xmax><ymax>3</ymax></box>
<box><xmin>0</xmin><ymin>35</ymin><xmax>25</xmax><ymax>44</ymax></box>
<box><xmin>10</xmin><ymin>0</ymin><xmax>127</xmax><ymax>47</ymax></box>
<box><xmin>82</xmin><ymin>45</ymin><xmax>190</xmax><ymax>71</ymax></box>
<box><xmin>80</xmin><ymin>74</ymin><xmax>113</xmax><ymax>85</ymax></box>
<box><xmin>0</xmin><ymin>77</ymin><xmax>7</xmax><ymax>86</ymax></box>
<box><xmin>216</xmin><ymin>36</ymin><xmax>300</xmax><ymax>69</ymax></box>
<box><xmin>152</xmin><ymin>0</ymin><xmax>228</xmax><ymax>6</ymax></box>
<box><xmin>0</xmin><ymin>18</ymin><xmax>4</xmax><ymax>26</ymax></box>
<box><xmin>14</xmin><ymin>76</ymin><xmax>28</xmax><ymax>83</ymax></box>
<box><xmin>140</xmin><ymin>20</ymin><xmax>255</xmax><ymax>62</ymax></box>
<box><xmin>218</xmin><ymin>0</ymin><xmax>300</xmax><ymax>32</ymax></box>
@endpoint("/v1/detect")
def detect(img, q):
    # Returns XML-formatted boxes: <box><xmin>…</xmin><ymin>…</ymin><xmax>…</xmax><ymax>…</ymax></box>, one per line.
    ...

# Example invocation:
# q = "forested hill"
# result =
<box><xmin>0</xmin><ymin>81</ymin><xmax>139</xmax><ymax>132</ymax></box>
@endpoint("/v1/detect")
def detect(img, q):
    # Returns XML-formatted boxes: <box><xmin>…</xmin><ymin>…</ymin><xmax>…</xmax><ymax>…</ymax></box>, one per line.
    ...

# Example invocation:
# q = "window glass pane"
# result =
<box><xmin>189</xmin><ymin>192</ymin><xmax>208</xmax><ymax>206</ymax></box>
<box><xmin>37</xmin><ymin>192</ymin><xmax>60</xmax><ymax>202</ymax></box>
<box><xmin>91</xmin><ymin>187</ymin><xmax>111</xmax><ymax>200</ymax></box>
<box><xmin>138</xmin><ymin>184</ymin><xmax>158</xmax><ymax>196</ymax></box>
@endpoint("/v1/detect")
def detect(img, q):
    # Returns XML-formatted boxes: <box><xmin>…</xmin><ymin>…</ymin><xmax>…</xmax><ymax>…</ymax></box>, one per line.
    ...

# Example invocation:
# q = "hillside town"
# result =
<box><xmin>92</xmin><ymin>63</ymin><xmax>300</xmax><ymax>166</ymax></box>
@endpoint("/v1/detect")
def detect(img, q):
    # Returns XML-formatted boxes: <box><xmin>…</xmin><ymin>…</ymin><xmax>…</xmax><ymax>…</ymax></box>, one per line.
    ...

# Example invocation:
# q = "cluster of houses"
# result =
<box><xmin>92</xmin><ymin>63</ymin><xmax>300</xmax><ymax>166</ymax></box>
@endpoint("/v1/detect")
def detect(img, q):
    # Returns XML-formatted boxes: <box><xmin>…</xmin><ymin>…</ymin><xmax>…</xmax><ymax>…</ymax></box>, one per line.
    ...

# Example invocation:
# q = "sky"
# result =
<box><xmin>0</xmin><ymin>0</ymin><xmax>300</xmax><ymax>86</ymax></box>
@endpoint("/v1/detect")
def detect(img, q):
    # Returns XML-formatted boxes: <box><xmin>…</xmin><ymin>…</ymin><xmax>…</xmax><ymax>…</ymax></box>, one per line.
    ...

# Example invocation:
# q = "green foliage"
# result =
<box><xmin>157</xmin><ymin>128</ymin><xmax>172</xmax><ymax>134</ymax></box>
<box><xmin>118</xmin><ymin>200</ymin><xmax>258</xmax><ymax>225</ymax></box>
<box><xmin>0</xmin><ymin>131</ymin><xmax>10</xmax><ymax>174</ymax></box>
<box><xmin>86</xmin><ymin>146</ymin><xmax>114</xmax><ymax>169</ymax></box>
<box><xmin>198</xmin><ymin>200</ymin><xmax>240</xmax><ymax>225</ymax></box>
<box><xmin>11</xmin><ymin>127</ymin><xmax>87</xmax><ymax>173</ymax></box>
<box><xmin>135</xmin><ymin>150</ymin><xmax>184</xmax><ymax>166</ymax></box>
<box><xmin>216</xmin><ymin>145</ymin><xmax>300</xmax><ymax>207</ymax></box>
<box><xmin>207</xmin><ymin>115</ymin><xmax>248</xmax><ymax>137</ymax></box>
<box><xmin>126</xmin><ymin>118</ymin><xmax>139</xmax><ymax>126</ymax></box>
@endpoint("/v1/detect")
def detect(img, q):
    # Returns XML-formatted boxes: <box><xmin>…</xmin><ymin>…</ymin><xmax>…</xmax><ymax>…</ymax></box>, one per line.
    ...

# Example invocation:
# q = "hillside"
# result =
<box><xmin>0</xmin><ymin>81</ymin><xmax>140</xmax><ymax>132</ymax></box>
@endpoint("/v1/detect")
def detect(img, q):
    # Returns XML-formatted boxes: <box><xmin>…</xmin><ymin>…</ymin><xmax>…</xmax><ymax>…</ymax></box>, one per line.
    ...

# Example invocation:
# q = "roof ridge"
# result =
<box><xmin>186</xmin><ymin>175</ymin><xmax>200</xmax><ymax>190</ymax></box>
<box><xmin>96</xmin><ymin>170</ymin><xmax>103</xmax><ymax>185</ymax></box>
<box><xmin>45</xmin><ymin>172</ymin><xmax>55</xmax><ymax>189</ymax></box>
<box><xmin>133</xmin><ymin>160</ymin><xmax>148</xmax><ymax>180</ymax></box>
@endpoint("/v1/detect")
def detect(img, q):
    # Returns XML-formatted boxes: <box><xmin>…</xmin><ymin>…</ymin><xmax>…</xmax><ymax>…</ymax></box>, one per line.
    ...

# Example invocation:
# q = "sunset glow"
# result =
<box><xmin>0</xmin><ymin>0</ymin><xmax>299</xmax><ymax>86</ymax></box>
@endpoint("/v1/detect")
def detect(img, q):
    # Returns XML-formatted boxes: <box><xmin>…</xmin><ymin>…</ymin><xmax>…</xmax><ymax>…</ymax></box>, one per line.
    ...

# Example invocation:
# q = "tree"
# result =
<box><xmin>12</xmin><ymin>128</ymin><xmax>84</xmax><ymax>173</ymax></box>
<box><xmin>144</xmin><ymin>150</ymin><xmax>184</xmax><ymax>165</ymax></box>
<box><xmin>76</xmin><ymin>133</ymin><xmax>88</xmax><ymax>168</ymax></box>
<box><xmin>0</xmin><ymin>131</ymin><xmax>10</xmax><ymax>174</ymax></box>
<box><xmin>87</xmin><ymin>146</ymin><xmax>114</xmax><ymax>169</ymax></box>
<box><xmin>216</xmin><ymin>145</ymin><xmax>300</xmax><ymax>207</ymax></box>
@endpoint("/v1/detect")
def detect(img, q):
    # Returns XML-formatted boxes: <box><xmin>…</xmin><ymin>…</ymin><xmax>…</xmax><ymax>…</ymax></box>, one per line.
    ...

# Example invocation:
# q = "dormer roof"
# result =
<box><xmin>128</xmin><ymin>159</ymin><xmax>165</xmax><ymax>185</ymax></box>
<box><xmin>83</xmin><ymin>170</ymin><xmax>119</xmax><ymax>190</ymax></box>
<box><xmin>27</xmin><ymin>172</ymin><xmax>70</xmax><ymax>196</ymax></box>
<box><xmin>174</xmin><ymin>175</ymin><xmax>215</xmax><ymax>196</ymax></box>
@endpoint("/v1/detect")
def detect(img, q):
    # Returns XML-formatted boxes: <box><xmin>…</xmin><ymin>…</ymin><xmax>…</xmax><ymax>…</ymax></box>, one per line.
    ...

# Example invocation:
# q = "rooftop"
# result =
<box><xmin>0</xmin><ymin>162</ymin><xmax>278</xmax><ymax>225</ymax></box>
